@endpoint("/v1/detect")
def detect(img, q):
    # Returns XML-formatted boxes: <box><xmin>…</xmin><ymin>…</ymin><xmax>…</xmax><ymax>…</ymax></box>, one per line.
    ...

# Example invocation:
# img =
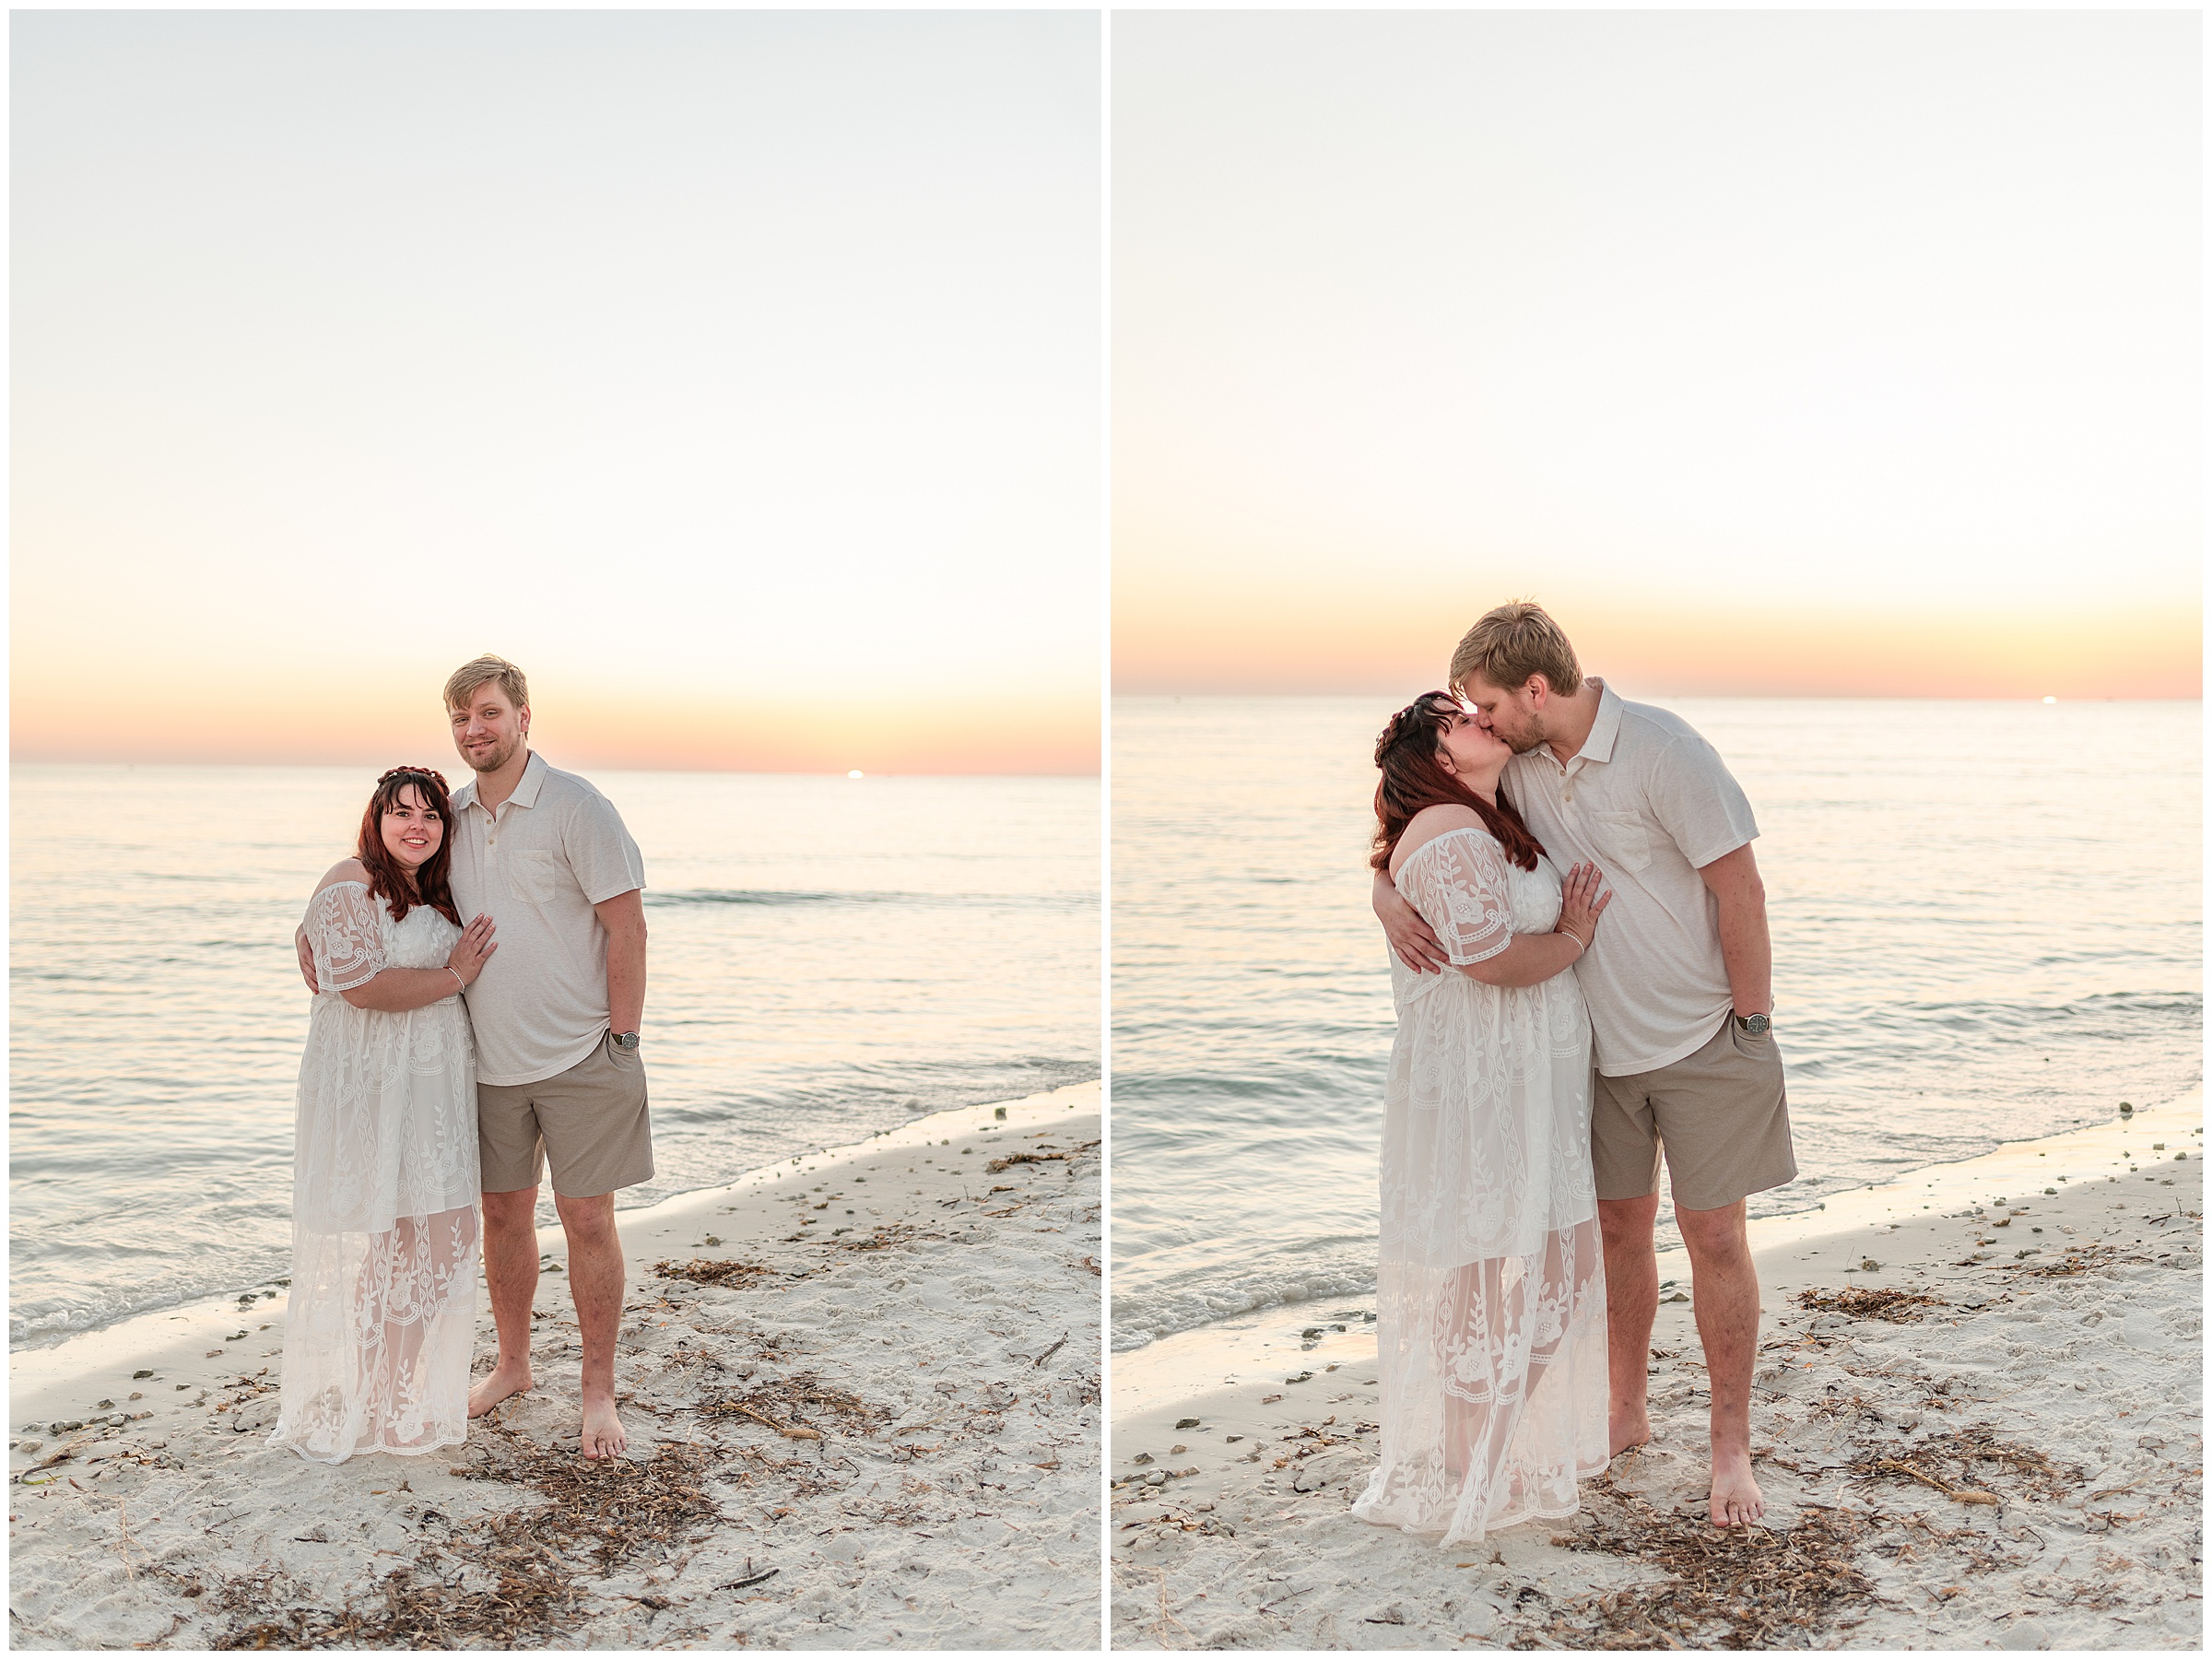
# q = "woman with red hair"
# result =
<box><xmin>1349</xmin><ymin>692</ymin><xmax>1614</xmax><ymax>1546</ymax></box>
<box><xmin>270</xmin><ymin>767</ymin><xmax>499</xmax><ymax>1464</ymax></box>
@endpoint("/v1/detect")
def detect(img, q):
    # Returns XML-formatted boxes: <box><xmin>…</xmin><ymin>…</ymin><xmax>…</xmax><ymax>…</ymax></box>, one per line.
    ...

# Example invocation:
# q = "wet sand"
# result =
<box><xmin>11</xmin><ymin>1083</ymin><xmax>1102</xmax><ymax>1650</ymax></box>
<box><xmin>1111</xmin><ymin>1090</ymin><xmax>2202</xmax><ymax>1650</ymax></box>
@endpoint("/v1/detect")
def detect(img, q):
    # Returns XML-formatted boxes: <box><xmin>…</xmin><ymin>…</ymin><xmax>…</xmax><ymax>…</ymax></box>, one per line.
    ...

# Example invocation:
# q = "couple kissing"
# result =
<box><xmin>1352</xmin><ymin>602</ymin><xmax>1794</xmax><ymax>1545</ymax></box>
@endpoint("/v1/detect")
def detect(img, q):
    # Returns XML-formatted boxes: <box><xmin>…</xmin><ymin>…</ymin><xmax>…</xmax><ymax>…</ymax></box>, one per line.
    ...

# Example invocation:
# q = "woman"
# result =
<box><xmin>270</xmin><ymin>767</ymin><xmax>498</xmax><ymax>1464</ymax></box>
<box><xmin>1349</xmin><ymin>693</ymin><xmax>1613</xmax><ymax>1545</ymax></box>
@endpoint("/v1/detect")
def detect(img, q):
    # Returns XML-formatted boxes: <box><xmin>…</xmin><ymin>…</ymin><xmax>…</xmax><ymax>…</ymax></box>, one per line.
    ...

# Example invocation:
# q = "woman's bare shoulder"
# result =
<box><xmin>312</xmin><ymin>858</ymin><xmax>371</xmax><ymax>898</ymax></box>
<box><xmin>1390</xmin><ymin>805</ymin><xmax>1488</xmax><ymax>875</ymax></box>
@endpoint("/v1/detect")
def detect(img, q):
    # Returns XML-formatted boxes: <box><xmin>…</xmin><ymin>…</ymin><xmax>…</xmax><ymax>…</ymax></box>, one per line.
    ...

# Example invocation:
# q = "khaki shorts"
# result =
<box><xmin>1592</xmin><ymin>1015</ymin><xmax>1795</xmax><ymax>1213</ymax></box>
<box><xmin>477</xmin><ymin>1033</ymin><xmax>654</xmax><ymax>1199</ymax></box>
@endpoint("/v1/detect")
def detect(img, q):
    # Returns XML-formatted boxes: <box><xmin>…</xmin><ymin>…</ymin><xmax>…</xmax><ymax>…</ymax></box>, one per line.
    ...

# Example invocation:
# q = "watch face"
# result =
<box><xmin>1742</xmin><ymin>1014</ymin><xmax>1771</xmax><ymax>1035</ymax></box>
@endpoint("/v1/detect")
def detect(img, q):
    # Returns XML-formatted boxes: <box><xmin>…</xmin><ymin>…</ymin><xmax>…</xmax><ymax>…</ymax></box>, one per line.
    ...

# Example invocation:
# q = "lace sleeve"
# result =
<box><xmin>1405</xmin><ymin>829</ymin><xmax>1516</xmax><ymax>966</ymax></box>
<box><xmin>305</xmin><ymin>882</ymin><xmax>387</xmax><ymax>994</ymax></box>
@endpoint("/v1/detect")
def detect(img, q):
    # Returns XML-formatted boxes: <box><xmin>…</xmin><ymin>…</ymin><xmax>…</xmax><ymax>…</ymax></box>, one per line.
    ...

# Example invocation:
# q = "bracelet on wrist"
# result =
<box><xmin>447</xmin><ymin>967</ymin><xmax>466</xmax><ymax>994</ymax></box>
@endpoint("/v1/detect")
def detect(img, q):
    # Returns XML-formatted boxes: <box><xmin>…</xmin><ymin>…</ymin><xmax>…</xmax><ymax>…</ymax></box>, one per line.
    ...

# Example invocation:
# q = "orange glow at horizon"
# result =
<box><xmin>1112</xmin><ymin>588</ymin><xmax>2201</xmax><ymax>700</ymax></box>
<box><xmin>9</xmin><ymin>682</ymin><xmax>1100</xmax><ymax>777</ymax></box>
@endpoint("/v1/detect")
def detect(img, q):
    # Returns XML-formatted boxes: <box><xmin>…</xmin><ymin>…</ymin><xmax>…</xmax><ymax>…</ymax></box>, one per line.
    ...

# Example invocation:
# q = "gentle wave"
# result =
<box><xmin>648</xmin><ymin>887</ymin><xmax>1097</xmax><ymax>911</ymax></box>
<box><xmin>1110</xmin><ymin>1263</ymin><xmax>1377</xmax><ymax>1353</ymax></box>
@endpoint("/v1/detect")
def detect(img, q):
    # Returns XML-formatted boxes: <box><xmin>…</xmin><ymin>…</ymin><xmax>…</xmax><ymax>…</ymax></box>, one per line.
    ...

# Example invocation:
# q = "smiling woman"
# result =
<box><xmin>275</xmin><ymin>765</ymin><xmax>488</xmax><ymax>1465</ymax></box>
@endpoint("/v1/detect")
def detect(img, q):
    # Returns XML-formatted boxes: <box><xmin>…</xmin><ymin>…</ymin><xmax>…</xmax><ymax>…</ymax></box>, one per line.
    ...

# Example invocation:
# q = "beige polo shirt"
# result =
<box><xmin>1503</xmin><ymin>681</ymin><xmax>1758</xmax><ymax>1077</ymax></box>
<box><xmin>448</xmin><ymin>752</ymin><xmax>646</xmax><ymax>1087</ymax></box>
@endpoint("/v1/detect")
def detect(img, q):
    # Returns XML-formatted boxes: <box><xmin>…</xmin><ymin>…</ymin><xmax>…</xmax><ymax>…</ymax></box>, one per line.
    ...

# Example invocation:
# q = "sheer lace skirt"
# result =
<box><xmin>1352</xmin><ymin>970</ymin><xmax>1610</xmax><ymax>1546</ymax></box>
<box><xmin>1353</xmin><ymin>1219</ymin><xmax>1608</xmax><ymax>1544</ymax></box>
<box><xmin>273</xmin><ymin>1206</ymin><xmax>480</xmax><ymax>1463</ymax></box>
<box><xmin>272</xmin><ymin>990</ymin><xmax>481</xmax><ymax>1465</ymax></box>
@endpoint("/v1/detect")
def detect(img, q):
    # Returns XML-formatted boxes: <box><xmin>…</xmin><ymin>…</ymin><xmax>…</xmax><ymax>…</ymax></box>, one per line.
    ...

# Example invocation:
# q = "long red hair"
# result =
<box><xmin>357</xmin><ymin>767</ymin><xmax>465</xmax><ymax>927</ymax></box>
<box><xmin>1371</xmin><ymin>692</ymin><xmax>1547</xmax><ymax>875</ymax></box>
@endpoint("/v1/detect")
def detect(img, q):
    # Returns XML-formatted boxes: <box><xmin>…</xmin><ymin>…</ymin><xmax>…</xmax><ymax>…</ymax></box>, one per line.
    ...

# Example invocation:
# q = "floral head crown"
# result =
<box><xmin>377</xmin><ymin>765</ymin><xmax>450</xmax><ymax>790</ymax></box>
<box><xmin>1374</xmin><ymin>692</ymin><xmax>1457</xmax><ymax>767</ymax></box>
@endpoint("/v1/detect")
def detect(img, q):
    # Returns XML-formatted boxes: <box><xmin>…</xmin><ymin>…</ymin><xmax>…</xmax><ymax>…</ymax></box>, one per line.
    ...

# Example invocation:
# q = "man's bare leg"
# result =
<box><xmin>470</xmin><ymin>1187</ymin><xmax>539</xmax><ymax>1417</ymax></box>
<box><xmin>555</xmin><ymin>1190</ymin><xmax>628</xmax><ymax>1458</ymax></box>
<box><xmin>1597</xmin><ymin>1195</ymin><xmax>1660</xmax><ymax>1456</ymax></box>
<box><xmin>1677</xmin><ymin>1198</ymin><xmax>1764</xmax><ymax>1528</ymax></box>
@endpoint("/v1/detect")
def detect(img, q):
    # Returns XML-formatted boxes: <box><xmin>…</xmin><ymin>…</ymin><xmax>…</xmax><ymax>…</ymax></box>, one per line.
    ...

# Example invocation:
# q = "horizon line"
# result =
<box><xmin>6</xmin><ymin>754</ymin><xmax>1101</xmax><ymax>781</ymax></box>
<box><xmin>1108</xmin><ymin>689</ymin><xmax>2202</xmax><ymax>704</ymax></box>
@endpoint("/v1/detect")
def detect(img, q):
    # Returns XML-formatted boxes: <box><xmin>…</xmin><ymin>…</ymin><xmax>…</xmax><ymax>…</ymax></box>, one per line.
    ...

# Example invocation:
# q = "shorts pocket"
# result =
<box><xmin>1593</xmin><ymin>811</ymin><xmax>1653</xmax><ymax>874</ymax></box>
<box><xmin>1727</xmin><ymin>1019</ymin><xmax>1782</xmax><ymax>1066</ymax></box>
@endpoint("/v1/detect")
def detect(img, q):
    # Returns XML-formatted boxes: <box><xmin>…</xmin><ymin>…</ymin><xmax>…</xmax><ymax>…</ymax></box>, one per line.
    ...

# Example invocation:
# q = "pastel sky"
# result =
<box><xmin>1114</xmin><ymin>11</ymin><xmax>2200</xmax><ymax>699</ymax></box>
<box><xmin>14</xmin><ymin>12</ymin><xmax>1101</xmax><ymax>774</ymax></box>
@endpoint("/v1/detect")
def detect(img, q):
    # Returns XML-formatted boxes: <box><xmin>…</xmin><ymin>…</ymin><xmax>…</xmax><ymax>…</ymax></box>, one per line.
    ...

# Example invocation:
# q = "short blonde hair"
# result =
<box><xmin>1448</xmin><ymin>602</ymin><xmax>1583</xmax><ymax>700</ymax></box>
<box><xmin>443</xmin><ymin>654</ymin><xmax>529</xmax><ymax>713</ymax></box>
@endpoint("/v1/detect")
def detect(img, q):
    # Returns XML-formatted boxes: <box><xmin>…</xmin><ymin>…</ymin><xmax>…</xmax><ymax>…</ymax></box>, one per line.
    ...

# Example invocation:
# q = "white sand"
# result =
<box><xmin>1111</xmin><ymin>1090</ymin><xmax>2203</xmax><ymax>1650</ymax></box>
<box><xmin>11</xmin><ymin>1083</ymin><xmax>1102</xmax><ymax>1650</ymax></box>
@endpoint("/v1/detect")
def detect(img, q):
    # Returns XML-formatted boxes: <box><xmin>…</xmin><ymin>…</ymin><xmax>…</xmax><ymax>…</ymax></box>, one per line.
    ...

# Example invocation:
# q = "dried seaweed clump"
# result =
<box><xmin>703</xmin><ymin>1371</ymin><xmax>891</xmax><ymax>1442</ymax></box>
<box><xmin>1538</xmin><ymin>1478</ymin><xmax>1877</xmax><ymax>1650</ymax></box>
<box><xmin>1794</xmin><ymin>1286</ymin><xmax>1948</xmax><ymax>1323</ymax></box>
<box><xmin>1847</xmin><ymin>1422</ymin><xmax>2084</xmax><ymax>1504</ymax></box>
<box><xmin>653</xmin><ymin>1257</ymin><xmax>782</xmax><ymax>1288</ymax></box>
<box><xmin>985</xmin><ymin>1138</ymin><xmax>1100</xmax><ymax>1174</ymax></box>
<box><xmin>2002</xmin><ymin>1242</ymin><xmax>2127</xmax><ymax>1279</ymax></box>
<box><xmin>211</xmin><ymin>1430</ymin><xmax>724</xmax><ymax>1649</ymax></box>
<box><xmin>828</xmin><ymin>1223</ymin><xmax>932</xmax><ymax>1253</ymax></box>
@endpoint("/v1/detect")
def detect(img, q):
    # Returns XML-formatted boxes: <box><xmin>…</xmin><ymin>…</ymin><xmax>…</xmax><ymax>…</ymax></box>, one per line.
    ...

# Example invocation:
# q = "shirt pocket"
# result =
<box><xmin>1591</xmin><ymin>810</ymin><xmax>1653</xmax><ymax>875</ymax></box>
<box><xmin>508</xmin><ymin>850</ymin><xmax>571</xmax><ymax>906</ymax></box>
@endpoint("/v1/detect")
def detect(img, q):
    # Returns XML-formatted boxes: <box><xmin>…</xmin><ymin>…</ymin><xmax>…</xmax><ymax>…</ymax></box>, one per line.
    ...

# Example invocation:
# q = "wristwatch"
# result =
<box><xmin>1734</xmin><ymin>1012</ymin><xmax>1771</xmax><ymax>1037</ymax></box>
<box><xmin>611</xmin><ymin>1030</ymin><xmax>641</xmax><ymax>1054</ymax></box>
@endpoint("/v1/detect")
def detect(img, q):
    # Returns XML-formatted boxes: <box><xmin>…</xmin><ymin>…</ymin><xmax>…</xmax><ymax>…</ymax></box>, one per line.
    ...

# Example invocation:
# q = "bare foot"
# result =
<box><xmin>1609</xmin><ymin>1405</ymin><xmax>1652</xmax><ymax>1457</ymax></box>
<box><xmin>580</xmin><ymin>1392</ymin><xmax>628</xmax><ymax>1459</ymax></box>
<box><xmin>468</xmin><ymin>1360</ymin><xmax>534</xmax><ymax>1419</ymax></box>
<box><xmin>1709</xmin><ymin>1444</ymin><xmax>1765</xmax><ymax>1529</ymax></box>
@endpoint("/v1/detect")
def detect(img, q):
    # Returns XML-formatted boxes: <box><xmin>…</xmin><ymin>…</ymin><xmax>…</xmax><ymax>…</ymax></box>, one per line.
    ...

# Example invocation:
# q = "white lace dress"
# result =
<box><xmin>270</xmin><ymin>881</ymin><xmax>480</xmax><ymax>1464</ymax></box>
<box><xmin>1350</xmin><ymin>826</ymin><xmax>1610</xmax><ymax>1545</ymax></box>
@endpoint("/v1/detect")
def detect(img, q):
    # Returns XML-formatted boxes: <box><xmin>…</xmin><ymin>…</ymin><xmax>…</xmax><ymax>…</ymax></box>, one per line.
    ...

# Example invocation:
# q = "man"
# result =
<box><xmin>1372</xmin><ymin>602</ymin><xmax>1792</xmax><ymax>1529</ymax></box>
<box><xmin>298</xmin><ymin>655</ymin><xmax>652</xmax><ymax>1459</ymax></box>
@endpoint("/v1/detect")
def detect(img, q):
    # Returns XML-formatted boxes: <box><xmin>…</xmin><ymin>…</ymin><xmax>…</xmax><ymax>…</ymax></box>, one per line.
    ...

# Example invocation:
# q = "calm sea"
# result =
<box><xmin>1110</xmin><ymin>696</ymin><xmax>2203</xmax><ymax>1351</ymax></box>
<box><xmin>10</xmin><ymin>763</ymin><xmax>1100</xmax><ymax>1348</ymax></box>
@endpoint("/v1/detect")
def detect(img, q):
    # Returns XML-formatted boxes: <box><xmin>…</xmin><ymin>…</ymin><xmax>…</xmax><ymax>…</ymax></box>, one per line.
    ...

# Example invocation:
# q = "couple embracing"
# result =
<box><xmin>269</xmin><ymin>655</ymin><xmax>652</xmax><ymax>1465</ymax></box>
<box><xmin>1352</xmin><ymin>602</ymin><xmax>1794</xmax><ymax>1546</ymax></box>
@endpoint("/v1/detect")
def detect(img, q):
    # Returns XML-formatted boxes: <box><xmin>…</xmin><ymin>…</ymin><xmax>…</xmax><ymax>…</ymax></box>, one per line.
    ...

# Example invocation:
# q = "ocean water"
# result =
<box><xmin>10</xmin><ymin>763</ymin><xmax>1100</xmax><ymax>1348</ymax></box>
<box><xmin>1110</xmin><ymin>696</ymin><xmax>2202</xmax><ymax>1351</ymax></box>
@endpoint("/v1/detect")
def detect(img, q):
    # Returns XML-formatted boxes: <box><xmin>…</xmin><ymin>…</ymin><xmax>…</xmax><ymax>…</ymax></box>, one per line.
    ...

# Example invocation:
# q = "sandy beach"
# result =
<box><xmin>1111</xmin><ymin>1090</ymin><xmax>2202</xmax><ymax>1650</ymax></box>
<box><xmin>10</xmin><ymin>1082</ymin><xmax>1101</xmax><ymax>1650</ymax></box>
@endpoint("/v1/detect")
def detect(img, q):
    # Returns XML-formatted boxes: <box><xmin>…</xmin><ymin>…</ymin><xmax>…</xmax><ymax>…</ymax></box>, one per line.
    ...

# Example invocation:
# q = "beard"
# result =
<box><xmin>1494</xmin><ymin>723</ymin><xmax>1545</xmax><ymax>755</ymax></box>
<box><xmin>463</xmin><ymin>731</ymin><xmax>523</xmax><ymax>774</ymax></box>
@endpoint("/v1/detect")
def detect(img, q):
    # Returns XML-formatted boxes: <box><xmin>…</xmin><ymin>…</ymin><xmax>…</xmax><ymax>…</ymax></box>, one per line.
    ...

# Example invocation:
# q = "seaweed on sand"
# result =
<box><xmin>1530</xmin><ymin>1477</ymin><xmax>1880</xmax><ymax>1650</ymax></box>
<box><xmin>207</xmin><ymin>1429</ymin><xmax>726</xmax><ymax>1649</ymax></box>
<box><xmin>653</xmin><ymin>1258</ymin><xmax>788</xmax><ymax>1289</ymax></box>
<box><xmin>700</xmin><ymin>1372</ymin><xmax>891</xmax><ymax>1442</ymax></box>
<box><xmin>1845</xmin><ymin>1422</ymin><xmax>2084</xmax><ymax>1505</ymax></box>
<box><xmin>1794</xmin><ymin>1286</ymin><xmax>1949</xmax><ymax>1323</ymax></box>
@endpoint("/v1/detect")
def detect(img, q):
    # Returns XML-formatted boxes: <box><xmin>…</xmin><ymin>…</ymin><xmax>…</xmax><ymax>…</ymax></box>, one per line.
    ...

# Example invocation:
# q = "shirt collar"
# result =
<box><xmin>508</xmin><ymin>750</ymin><xmax>548</xmax><ymax>809</ymax></box>
<box><xmin>1574</xmin><ymin>679</ymin><xmax>1623</xmax><ymax>766</ymax></box>
<box><xmin>450</xmin><ymin>750</ymin><xmax>545</xmax><ymax>814</ymax></box>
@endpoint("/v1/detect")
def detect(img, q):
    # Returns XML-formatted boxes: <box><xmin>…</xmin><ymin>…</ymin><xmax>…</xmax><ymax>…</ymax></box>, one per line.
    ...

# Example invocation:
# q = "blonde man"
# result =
<box><xmin>298</xmin><ymin>655</ymin><xmax>651</xmax><ymax>1460</ymax></box>
<box><xmin>1372</xmin><ymin>602</ymin><xmax>1794</xmax><ymax>1530</ymax></box>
